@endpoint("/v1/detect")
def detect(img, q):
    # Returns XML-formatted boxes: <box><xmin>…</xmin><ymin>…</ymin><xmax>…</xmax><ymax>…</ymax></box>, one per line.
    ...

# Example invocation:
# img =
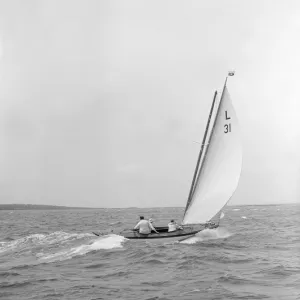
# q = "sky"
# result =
<box><xmin>0</xmin><ymin>0</ymin><xmax>299</xmax><ymax>208</ymax></box>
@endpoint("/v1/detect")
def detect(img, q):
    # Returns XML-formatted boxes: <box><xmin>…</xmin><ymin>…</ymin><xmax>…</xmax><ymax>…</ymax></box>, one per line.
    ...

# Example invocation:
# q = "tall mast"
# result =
<box><xmin>193</xmin><ymin>76</ymin><xmax>228</xmax><ymax>187</ymax></box>
<box><xmin>183</xmin><ymin>73</ymin><xmax>233</xmax><ymax>217</ymax></box>
<box><xmin>184</xmin><ymin>90</ymin><xmax>218</xmax><ymax>214</ymax></box>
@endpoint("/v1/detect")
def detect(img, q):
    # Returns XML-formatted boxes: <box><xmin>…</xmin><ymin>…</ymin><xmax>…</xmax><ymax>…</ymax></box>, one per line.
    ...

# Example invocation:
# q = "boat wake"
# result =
<box><xmin>180</xmin><ymin>227</ymin><xmax>232</xmax><ymax>244</ymax></box>
<box><xmin>0</xmin><ymin>232</ymin><xmax>92</xmax><ymax>254</ymax></box>
<box><xmin>38</xmin><ymin>234</ymin><xmax>127</xmax><ymax>263</ymax></box>
<box><xmin>0</xmin><ymin>232</ymin><xmax>127</xmax><ymax>266</ymax></box>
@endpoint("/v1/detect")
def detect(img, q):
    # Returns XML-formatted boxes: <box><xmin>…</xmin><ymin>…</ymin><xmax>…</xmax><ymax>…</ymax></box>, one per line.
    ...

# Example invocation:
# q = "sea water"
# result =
<box><xmin>0</xmin><ymin>204</ymin><xmax>299</xmax><ymax>300</ymax></box>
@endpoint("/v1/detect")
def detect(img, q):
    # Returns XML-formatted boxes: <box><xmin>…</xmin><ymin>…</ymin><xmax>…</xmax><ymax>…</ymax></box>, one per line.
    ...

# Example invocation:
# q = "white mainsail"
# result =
<box><xmin>182</xmin><ymin>85</ymin><xmax>242</xmax><ymax>225</ymax></box>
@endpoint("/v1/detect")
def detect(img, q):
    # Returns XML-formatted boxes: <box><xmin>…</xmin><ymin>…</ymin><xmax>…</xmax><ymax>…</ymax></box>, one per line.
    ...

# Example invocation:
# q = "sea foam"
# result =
<box><xmin>180</xmin><ymin>227</ymin><xmax>232</xmax><ymax>244</ymax></box>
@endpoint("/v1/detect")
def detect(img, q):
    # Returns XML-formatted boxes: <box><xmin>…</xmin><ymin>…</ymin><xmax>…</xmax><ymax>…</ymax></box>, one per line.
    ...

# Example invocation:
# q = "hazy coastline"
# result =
<box><xmin>0</xmin><ymin>204</ymin><xmax>93</xmax><ymax>210</ymax></box>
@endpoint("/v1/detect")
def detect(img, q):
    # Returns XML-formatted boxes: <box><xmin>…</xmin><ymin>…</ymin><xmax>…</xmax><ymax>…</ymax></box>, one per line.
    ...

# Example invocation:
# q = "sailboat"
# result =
<box><xmin>95</xmin><ymin>72</ymin><xmax>242</xmax><ymax>241</ymax></box>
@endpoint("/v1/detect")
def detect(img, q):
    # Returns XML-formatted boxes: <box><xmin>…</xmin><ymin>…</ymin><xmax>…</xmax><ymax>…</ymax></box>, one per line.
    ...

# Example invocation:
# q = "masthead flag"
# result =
<box><xmin>228</xmin><ymin>71</ymin><xmax>235</xmax><ymax>76</ymax></box>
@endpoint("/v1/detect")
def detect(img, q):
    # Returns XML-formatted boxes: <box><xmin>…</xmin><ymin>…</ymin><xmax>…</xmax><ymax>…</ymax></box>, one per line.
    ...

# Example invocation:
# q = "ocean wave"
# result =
<box><xmin>84</xmin><ymin>262</ymin><xmax>108</xmax><ymax>269</ymax></box>
<box><xmin>35</xmin><ymin>278</ymin><xmax>58</xmax><ymax>283</ymax></box>
<box><xmin>142</xmin><ymin>258</ymin><xmax>165</xmax><ymax>265</ymax></box>
<box><xmin>140</xmin><ymin>280</ymin><xmax>170</xmax><ymax>287</ymax></box>
<box><xmin>222</xmin><ymin>243</ymin><xmax>249</xmax><ymax>249</ymax></box>
<box><xmin>109</xmin><ymin>221</ymin><xmax>123</xmax><ymax>226</ymax></box>
<box><xmin>260</xmin><ymin>265</ymin><xmax>297</xmax><ymax>277</ymax></box>
<box><xmin>3</xmin><ymin>237</ymin><xmax>15</xmax><ymax>241</ymax></box>
<box><xmin>218</xmin><ymin>273</ymin><xmax>253</xmax><ymax>284</ymax></box>
<box><xmin>11</xmin><ymin>264</ymin><xmax>34</xmax><ymax>270</ymax></box>
<box><xmin>206</xmin><ymin>253</ymin><xmax>255</xmax><ymax>264</ymax></box>
<box><xmin>94</xmin><ymin>270</ymin><xmax>129</xmax><ymax>279</ymax></box>
<box><xmin>0</xmin><ymin>280</ymin><xmax>32</xmax><ymax>289</ymax></box>
<box><xmin>0</xmin><ymin>271</ymin><xmax>20</xmax><ymax>278</ymax></box>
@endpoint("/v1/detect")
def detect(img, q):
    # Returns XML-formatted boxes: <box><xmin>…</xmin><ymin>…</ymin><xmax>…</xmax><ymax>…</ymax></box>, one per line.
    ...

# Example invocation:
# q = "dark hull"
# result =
<box><xmin>122</xmin><ymin>229</ymin><xmax>199</xmax><ymax>240</ymax></box>
<box><xmin>118</xmin><ymin>224</ymin><xmax>218</xmax><ymax>241</ymax></box>
<box><xmin>92</xmin><ymin>224</ymin><xmax>219</xmax><ymax>242</ymax></box>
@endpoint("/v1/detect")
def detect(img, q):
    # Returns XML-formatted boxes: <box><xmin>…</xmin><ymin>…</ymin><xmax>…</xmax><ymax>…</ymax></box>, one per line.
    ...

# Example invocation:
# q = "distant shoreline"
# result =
<box><xmin>0</xmin><ymin>202</ymin><xmax>298</xmax><ymax>211</ymax></box>
<box><xmin>0</xmin><ymin>204</ymin><xmax>93</xmax><ymax>210</ymax></box>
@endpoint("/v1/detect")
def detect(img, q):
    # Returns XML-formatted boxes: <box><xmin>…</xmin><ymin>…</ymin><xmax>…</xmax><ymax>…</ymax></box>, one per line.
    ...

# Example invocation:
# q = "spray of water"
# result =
<box><xmin>180</xmin><ymin>227</ymin><xmax>232</xmax><ymax>244</ymax></box>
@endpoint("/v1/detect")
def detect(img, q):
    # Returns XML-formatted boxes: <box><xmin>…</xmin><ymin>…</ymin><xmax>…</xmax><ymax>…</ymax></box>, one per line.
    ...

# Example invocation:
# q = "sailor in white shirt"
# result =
<box><xmin>168</xmin><ymin>220</ymin><xmax>181</xmax><ymax>232</ymax></box>
<box><xmin>134</xmin><ymin>216</ymin><xmax>159</xmax><ymax>234</ymax></box>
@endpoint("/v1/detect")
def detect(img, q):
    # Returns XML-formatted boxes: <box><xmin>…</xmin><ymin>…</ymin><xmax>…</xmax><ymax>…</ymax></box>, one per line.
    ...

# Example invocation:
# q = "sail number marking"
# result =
<box><xmin>224</xmin><ymin>124</ymin><xmax>231</xmax><ymax>133</ymax></box>
<box><xmin>224</xmin><ymin>111</ymin><xmax>231</xmax><ymax>133</ymax></box>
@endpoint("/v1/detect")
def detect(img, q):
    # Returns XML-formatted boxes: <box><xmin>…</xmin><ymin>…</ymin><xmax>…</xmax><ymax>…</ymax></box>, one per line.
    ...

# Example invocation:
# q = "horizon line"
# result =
<box><xmin>0</xmin><ymin>202</ymin><xmax>298</xmax><ymax>210</ymax></box>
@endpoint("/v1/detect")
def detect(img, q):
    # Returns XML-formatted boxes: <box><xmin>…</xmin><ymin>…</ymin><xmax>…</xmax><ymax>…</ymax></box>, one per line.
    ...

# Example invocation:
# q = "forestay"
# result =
<box><xmin>182</xmin><ymin>86</ymin><xmax>242</xmax><ymax>225</ymax></box>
